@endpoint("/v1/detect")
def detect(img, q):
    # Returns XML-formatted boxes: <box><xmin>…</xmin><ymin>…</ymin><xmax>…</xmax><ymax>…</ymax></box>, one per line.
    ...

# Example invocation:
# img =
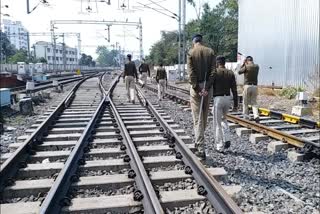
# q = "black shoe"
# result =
<box><xmin>254</xmin><ymin>117</ymin><xmax>260</xmax><ymax>123</ymax></box>
<box><xmin>224</xmin><ymin>141</ymin><xmax>231</xmax><ymax>149</ymax></box>
<box><xmin>195</xmin><ymin>151</ymin><xmax>206</xmax><ymax>160</ymax></box>
<box><xmin>142</xmin><ymin>84</ymin><xmax>145</xmax><ymax>88</ymax></box>
<box><xmin>132</xmin><ymin>100</ymin><xmax>135</xmax><ymax>104</ymax></box>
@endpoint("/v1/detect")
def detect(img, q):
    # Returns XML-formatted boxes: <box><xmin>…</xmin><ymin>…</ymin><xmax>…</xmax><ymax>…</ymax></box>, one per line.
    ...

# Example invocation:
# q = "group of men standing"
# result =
<box><xmin>188</xmin><ymin>34</ymin><xmax>259</xmax><ymax>160</ymax></box>
<box><xmin>122</xmin><ymin>34</ymin><xmax>260</xmax><ymax>161</ymax></box>
<box><xmin>122</xmin><ymin>54</ymin><xmax>167</xmax><ymax>103</ymax></box>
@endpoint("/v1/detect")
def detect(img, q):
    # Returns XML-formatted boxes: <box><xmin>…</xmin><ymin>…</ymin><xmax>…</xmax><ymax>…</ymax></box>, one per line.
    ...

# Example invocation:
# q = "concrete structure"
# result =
<box><xmin>238</xmin><ymin>0</ymin><xmax>320</xmax><ymax>87</ymax></box>
<box><xmin>1</xmin><ymin>19</ymin><xmax>29</xmax><ymax>50</ymax></box>
<box><xmin>33</xmin><ymin>41</ymin><xmax>78</xmax><ymax>65</ymax></box>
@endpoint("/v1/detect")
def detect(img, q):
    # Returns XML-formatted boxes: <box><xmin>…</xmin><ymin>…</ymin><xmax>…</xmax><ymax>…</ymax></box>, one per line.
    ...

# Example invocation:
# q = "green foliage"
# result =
<box><xmin>96</xmin><ymin>46</ymin><xmax>120</xmax><ymax>66</ymax></box>
<box><xmin>147</xmin><ymin>31</ymin><xmax>179</xmax><ymax>66</ymax></box>
<box><xmin>146</xmin><ymin>0</ymin><xmax>239</xmax><ymax>65</ymax></box>
<box><xmin>0</xmin><ymin>31</ymin><xmax>17</xmax><ymax>62</ymax></box>
<box><xmin>38</xmin><ymin>57</ymin><xmax>47</xmax><ymax>63</ymax></box>
<box><xmin>279</xmin><ymin>86</ymin><xmax>305</xmax><ymax>99</ymax></box>
<box><xmin>8</xmin><ymin>49</ymin><xmax>28</xmax><ymax>63</ymax></box>
<box><xmin>79</xmin><ymin>53</ymin><xmax>95</xmax><ymax>66</ymax></box>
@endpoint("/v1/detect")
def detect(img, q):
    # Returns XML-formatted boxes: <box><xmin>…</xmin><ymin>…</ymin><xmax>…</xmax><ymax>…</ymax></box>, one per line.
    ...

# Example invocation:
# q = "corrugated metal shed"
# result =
<box><xmin>238</xmin><ymin>0</ymin><xmax>319</xmax><ymax>88</ymax></box>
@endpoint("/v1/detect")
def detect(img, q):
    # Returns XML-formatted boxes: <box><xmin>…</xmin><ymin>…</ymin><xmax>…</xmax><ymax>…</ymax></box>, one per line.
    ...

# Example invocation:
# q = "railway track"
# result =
<box><xmin>143</xmin><ymin>81</ymin><xmax>320</xmax><ymax>158</ymax></box>
<box><xmin>0</xmin><ymin>73</ymin><xmax>243</xmax><ymax>213</ymax></box>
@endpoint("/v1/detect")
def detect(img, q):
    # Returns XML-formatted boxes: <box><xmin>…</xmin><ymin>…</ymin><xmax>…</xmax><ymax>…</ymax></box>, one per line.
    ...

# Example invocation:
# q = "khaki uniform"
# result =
<box><xmin>156</xmin><ymin>67</ymin><xmax>167</xmax><ymax>100</ymax></box>
<box><xmin>211</xmin><ymin>67</ymin><xmax>238</xmax><ymax>150</ymax></box>
<box><xmin>239</xmin><ymin>63</ymin><xmax>259</xmax><ymax>119</ymax></box>
<box><xmin>124</xmin><ymin>61</ymin><xmax>138</xmax><ymax>102</ymax></box>
<box><xmin>187</xmin><ymin>44</ymin><xmax>216</xmax><ymax>153</ymax></box>
<box><xmin>139</xmin><ymin>63</ymin><xmax>150</xmax><ymax>85</ymax></box>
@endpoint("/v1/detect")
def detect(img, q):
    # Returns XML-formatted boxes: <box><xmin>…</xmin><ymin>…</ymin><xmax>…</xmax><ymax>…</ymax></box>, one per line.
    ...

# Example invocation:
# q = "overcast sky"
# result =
<box><xmin>1</xmin><ymin>0</ymin><xmax>219</xmax><ymax>59</ymax></box>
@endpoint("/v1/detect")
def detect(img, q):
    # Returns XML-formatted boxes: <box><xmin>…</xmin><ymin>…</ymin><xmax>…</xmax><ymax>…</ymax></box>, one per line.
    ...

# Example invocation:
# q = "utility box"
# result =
<box><xmin>26</xmin><ymin>81</ymin><xmax>35</xmax><ymax>91</ymax></box>
<box><xmin>35</xmin><ymin>63</ymin><xmax>44</xmax><ymax>73</ymax></box>
<box><xmin>0</xmin><ymin>88</ymin><xmax>11</xmax><ymax>107</ymax></box>
<box><xmin>17</xmin><ymin>62</ymin><xmax>26</xmax><ymax>75</ymax></box>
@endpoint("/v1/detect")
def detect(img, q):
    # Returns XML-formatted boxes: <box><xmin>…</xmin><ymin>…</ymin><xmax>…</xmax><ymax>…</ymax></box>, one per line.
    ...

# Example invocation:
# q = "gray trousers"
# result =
<box><xmin>125</xmin><ymin>76</ymin><xmax>135</xmax><ymax>101</ymax></box>
<box><xmin>140</xmin><ymin>72</ymin><xmax>147</xmax><ymax>85</ymax></box>
<box><xmin>243</xmin><ymin>85</ymin><xmax>259</xmax><ymax>119</ymax></box>
<box><xmin>158</xmin><ymin>79</ymin><xmax>166</xmax><ymax>100</ymax></box>
<box><xmin>212</xmin><ymin>96</ymin><xmax>232</xmax><ymax>148</ymax></box>
<box><xmin>190</xmin><ymin>83</ymin><xmax>213</xmax><ymax>152</ymax></box>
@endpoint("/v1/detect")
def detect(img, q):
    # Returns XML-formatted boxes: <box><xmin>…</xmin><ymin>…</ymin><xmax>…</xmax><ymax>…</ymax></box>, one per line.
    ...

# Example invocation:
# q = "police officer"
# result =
<box><xmin>187</xmin><ymin>34</ymin><xmax>216</xmax><ymax>160</ymax></box>
<box><xmin>238</xmin><ymin>56</ymin><xmax>259</xmax><ymax>122</ymax></box>
<box><xmin>211</xmin><ymin>56</ymin><xmax>238</xmax><ymax>152</ymax></box>
<box><xmin>138</xmin><ymin>58</ymin><xmax>150</xmax><ymax>88</ymax></box>
<box><xmin>123</xmin><ymin>54</ymin><xmax>138</xmax><ymax>104</ymax></box>
<box><xmin>155</xmin><ymin>63</ymin><xmax>167</xmax><ymax>101</ymax></box>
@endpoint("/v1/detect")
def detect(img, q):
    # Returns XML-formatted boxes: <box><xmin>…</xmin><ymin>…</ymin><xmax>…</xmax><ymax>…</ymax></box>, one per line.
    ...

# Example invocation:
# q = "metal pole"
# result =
<box><xmin>77</xmin><ymin>33</ymin><xmax>81</xmax><ymax>60</ymax></box>
<box><xmin>178</xmin><ymin>0</ymin><xmax>182</xmax><ymax>80</ymax></box>
<box><xmin>27</xmin><ymin>32</ymin><xmax>31</xmax><ymax>61</ymax></box>
<box><xmin>107</xmin><ymin>25</ymin><xmax>110</xmax><ymax>42</ymax></box>
<box><xmin>139</xmin><ymin>18</ymin><xmax>143</xmax><ymax>61</ymax></box>
<box><xmin>62</xmin><ymin>33</ymin><xmax>66</xmax><ymax>73</ymax></box>
<box><xmin>26</xmin><ymin>0</ymin><xmax>30</xmax><ymax>14</ymax></box>
<box><xmin>182</xmin><ymin>0</ymin><xmax>186</xmax><ymax>80</ymax></box>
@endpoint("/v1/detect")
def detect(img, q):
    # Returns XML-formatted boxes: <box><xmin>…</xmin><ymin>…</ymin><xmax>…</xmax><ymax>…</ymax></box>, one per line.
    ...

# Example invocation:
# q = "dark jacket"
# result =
<box><xmin>139</xmin><ymin>63</ymin><xmax>150</xmax><ymax>76</ymax></box>
<box><xmin>213</xmin><ymin>67</ymin><xmax>238</xmax><ymax>108</ymax></box>
<box><xmin>156</xmin><ymin>67</ymin><xmax>167</xmax><ymax>82</ymax></box>
<box><xmin>124</xmin><ymin>61</ymin><xmax>138</xmax><ymax>79</ymax></box>
<box><xmin>187</xmin><ymin>43</ymin><xmax>216</xmax><ymax>92</ymax></box>
<box><xmin>238</xmin><ymin>63</ymin><xmax>259</xmax><ymax>85</ymax></box>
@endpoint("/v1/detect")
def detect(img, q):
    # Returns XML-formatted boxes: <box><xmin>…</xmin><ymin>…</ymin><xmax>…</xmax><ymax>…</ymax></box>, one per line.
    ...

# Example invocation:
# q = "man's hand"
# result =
<box><xmin>199</xmin><ymin>88</ymin><xmax>208</xmax><ymax>96</ymax></box>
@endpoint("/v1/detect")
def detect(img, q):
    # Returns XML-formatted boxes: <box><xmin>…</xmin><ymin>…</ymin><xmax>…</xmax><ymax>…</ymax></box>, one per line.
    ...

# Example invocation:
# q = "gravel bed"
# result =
<box><xmin>69</xmin><ymin>185</ymin><xmax>134</xmax><ymax>198</ymax></box>
<box><xmin>79</xmin><ymin>168</ymin><xmax>129</xmax><ymax>177</ymax></box>
<box><xmin>149</xmin><ymin>164</ymin><xmax>185</xmax><ymax>172</ymax></box>
<box><xmin>85</xmin><ymin>155</ymin><xmax>123</xmax><ymax>161</ymax></box>
<box><xmin>142</xmin><ymin>85</ymin><xmax>320</xmax><ymax>213</ymax></box>
<box><xmin>157</xmin><ymin>178</ymin><xmax>197</xmax><ymax>192</ymax></box>
<box><xmin>166</xmin><ymin>200</ymin><xmax>215</xmax><ymax>214</ymax></box>
<box><xmin>0</xmin><ymin>82</ymin><xmax>78</xmax><ymax>154</ymax></box>
<box><xmin>1</xmin><ymin>192</ymin><xmax>47</xmax><ymax>204</ymax></box>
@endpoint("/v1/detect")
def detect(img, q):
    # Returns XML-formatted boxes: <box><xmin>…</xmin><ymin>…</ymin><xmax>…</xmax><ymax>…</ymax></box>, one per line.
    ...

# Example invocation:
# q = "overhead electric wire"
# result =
<box><xmin>147</xmin><ymin>0</ymin><xmax>178</xmax><ymax>18</ymax></box>
<box><xmin>136</xmin><ymin>2</ymin><xmax>178</xmax><ymax>20</ymax></box>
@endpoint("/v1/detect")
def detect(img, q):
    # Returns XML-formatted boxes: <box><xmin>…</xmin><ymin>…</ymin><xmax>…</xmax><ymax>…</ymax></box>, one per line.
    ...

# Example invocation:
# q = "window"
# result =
<box><xmin>56</xmin><ymin>49</ymin><xmax>58</xmax><ymax>53</ymax></box>
<box><xmin>60</xmin><ymin>57</ymin><xmax>62</xmax><ymax>60</ymax></box>
<box><xmin>56</xmin><ymin>57</ymin><xmax>59</xmax><ymax>60</ymax></box>
<box><xmin>47</xmin><ymin>48</ymin><xmax>50</xmax><ymax>52</ymax></box>
<box><xmin>59</xmin><ymin>50</ymin><xmax>62</xmax><ymax>54</ymax></box>
<box><xmin>48</xmin><ymin>56</ymin><xmax>51</xmax><ymax>60</ymax></box>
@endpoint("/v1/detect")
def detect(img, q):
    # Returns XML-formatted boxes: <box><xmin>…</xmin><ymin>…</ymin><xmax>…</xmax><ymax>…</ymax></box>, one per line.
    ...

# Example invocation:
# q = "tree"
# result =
<box><xmin>79</xmin><ymin>53</ymin><xmax>95</xmax><ymax>66</ymax></box>
<box><xmin>7</xmin><ymin>49</ymin><xmax>28</xmax><ymax>63</ymax></box>
<box><xmin>0</xmin><ymin>31</ymin><xmax>16</xmax><ymax>63</ymax></box>
<box><xmin>147</xmin><ymin>31</ymin><xmax>179</xmax><ymax>66</ymax></box>
<box><xmin>96</xmin><ymin>46</ymin><xmax>119</xmax><ymax>66</ymax></box>
<box><xmin>38</xmin><ymin>57</ymin><xmax>47</xmax><ymax>63</ymax></box>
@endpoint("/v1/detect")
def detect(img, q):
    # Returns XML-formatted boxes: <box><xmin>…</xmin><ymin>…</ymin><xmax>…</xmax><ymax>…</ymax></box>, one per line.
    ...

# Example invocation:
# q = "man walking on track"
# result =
<box><xmin>212</xmin><ymin>56</ymin><xmax>238</xmax><ymax>152</ymax></box>
<box><xmin>187</xmin><ymin>34</ymin><xmax>216</xmax><ymax>160</ymax></box>
<box><xmin>238</xmin><ymin>56</ymin><xmax>260</xmax><ymax>122</ymax></box>
<box><xmin>155</xmin><ymin>63</ymin><xmax>167</xmax><ymax>101</ymax></box>
<box><xmin>123</xmin><ymin>54</ymin><xmax>138</xmax><ymax>104</ymax></box>
<box><xmin>138</xmin><ymin>58</ymin><xmax>150</xmax><ymax>88</ymax></box>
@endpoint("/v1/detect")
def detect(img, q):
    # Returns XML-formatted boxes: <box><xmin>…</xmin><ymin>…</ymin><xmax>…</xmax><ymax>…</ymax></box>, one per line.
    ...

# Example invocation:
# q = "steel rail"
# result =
<box><xmin>101</xmin><ymin>76</ymin><xmax>164</xmax><ymax>214</ymax></box>
<box><xmin>136</xmin><ymin>87</ymin><xmax>243</xmax><ymax>214</ymax></box>
<box><xmin>39</xmin><ymin>74</ymin><xmax>114</xmax><ymax>213</ymax></box>
<box><xmin>0</xmin><ymin>75</ymin><xmax>93</xmax><ymax>192</ymax></box>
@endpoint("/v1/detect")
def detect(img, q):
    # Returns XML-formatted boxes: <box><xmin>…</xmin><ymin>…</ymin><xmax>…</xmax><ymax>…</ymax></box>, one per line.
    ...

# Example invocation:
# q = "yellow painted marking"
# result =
<box><xmin>282</xmin><ymin>114</ymin><xmax>299</xmax><ymax>124</ymax></box>
<box><xmin>317</xmin><ymin>122</ymin><xmax>320</xmax><ymax>128</ymax></box>
<box><xmin>76</xmin><ymin>69</ymin><xmax>81</xmax><ymax>75</ymax></box>
<box><xmin>259</xmin><ymin>108</ymin><xmax>270</xmax><ymax>116</ymax></box>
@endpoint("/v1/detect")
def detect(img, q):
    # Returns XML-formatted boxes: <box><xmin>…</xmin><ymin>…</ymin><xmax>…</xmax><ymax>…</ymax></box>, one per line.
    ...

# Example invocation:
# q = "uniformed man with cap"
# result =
<box><xmin>211</xmin><ymin>56</ymin><xmax>238</xmax><ymax>152</ymax></box>
<box><xmin>138</xmin><ymin>58</ymin><xmax>150</xmax><ymax>88</ymax></box>
<box><xmin>155</xmin><ymin>63</ymin><xmax>167</xmax><ymax>101</ymax></box>
<box><xmin>238</xmin><ymin>56</ymin><xmax>259</xmax><ymax>122</ymax></box>
<box><xmin>187</xmin><ymin>34</ymin><xmax>216</xmax><ymax>160</ymax></box>
<box><xmin>123</xmin><ymin>54</ymin><xmax>138</xmax><ymax>104</ymax></box>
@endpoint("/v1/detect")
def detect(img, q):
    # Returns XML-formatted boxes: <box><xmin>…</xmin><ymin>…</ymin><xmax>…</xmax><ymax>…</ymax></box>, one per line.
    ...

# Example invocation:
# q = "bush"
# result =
<box><xmin>279</xmin><ymin>86</ymin><xmax>305</xmax><ymax>99</ymax></box>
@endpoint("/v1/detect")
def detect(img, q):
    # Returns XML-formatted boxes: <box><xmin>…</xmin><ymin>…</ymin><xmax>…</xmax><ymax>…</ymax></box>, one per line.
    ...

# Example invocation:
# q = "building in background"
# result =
<box><xmin>1</xmin><ymin>19</ymin><xmax>29</xmax><ymax>50</ymax></box>
<box><xmin>33</xmin><ymin>41</ymin><xmax>78</xmax><ymax>65</ymax></box>
<box><xmin>238</xmin><ymin>0</ymin><xmax>319</xmax><ymax>88</ymax></box>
